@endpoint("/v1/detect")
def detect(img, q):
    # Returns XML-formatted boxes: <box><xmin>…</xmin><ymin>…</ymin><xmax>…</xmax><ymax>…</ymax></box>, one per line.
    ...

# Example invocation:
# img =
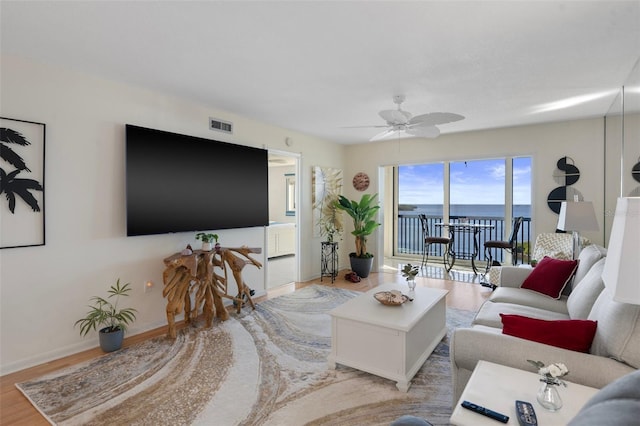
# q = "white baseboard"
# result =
<box><xmin>1</xmin><ymin>320</ymin><xmax>168</xmax><ymax>377</ymax></box>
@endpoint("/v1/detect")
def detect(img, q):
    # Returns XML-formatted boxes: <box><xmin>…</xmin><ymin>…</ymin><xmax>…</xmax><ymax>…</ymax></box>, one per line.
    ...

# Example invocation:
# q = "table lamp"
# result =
<box><xmin>602</xmin><ymin>197</ymin><xmax>640</xmax><ymax>304</ymax></box>
<box><xmin>557</xmin><ymin>200</ymin><xmax>599</xmax><ymax>259</ymax></box>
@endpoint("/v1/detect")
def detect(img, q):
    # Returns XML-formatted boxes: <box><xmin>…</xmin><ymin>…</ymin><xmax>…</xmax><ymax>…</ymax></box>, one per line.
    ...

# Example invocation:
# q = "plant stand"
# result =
<box><xmin>321</xmin><ymin>241</ymin><xmax>339</xmax><ymax>283</ymax></box>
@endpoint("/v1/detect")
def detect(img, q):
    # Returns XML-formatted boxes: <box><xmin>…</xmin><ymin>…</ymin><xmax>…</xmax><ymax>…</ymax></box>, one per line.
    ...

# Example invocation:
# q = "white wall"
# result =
<box><xmin>0</xmin><ymin>54</ymin><xmax>615</xmax><ymax>375</ymax></box>
<box><xmin>341</xmin><ymin>119</ymin><xmax>607</xmax><ymax>271</ymax></box>
<box><xmin>0</xmin><ymin>55</ymin><xmax>344</xmax><ymax>374</ymax></box>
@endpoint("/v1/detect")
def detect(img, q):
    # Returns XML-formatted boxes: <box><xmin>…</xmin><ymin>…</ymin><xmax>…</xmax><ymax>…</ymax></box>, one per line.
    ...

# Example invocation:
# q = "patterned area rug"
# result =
<box><xmin>16</xmin><ymin>285</ymin><xmax>474</xmax><ymax>425</ymax></box>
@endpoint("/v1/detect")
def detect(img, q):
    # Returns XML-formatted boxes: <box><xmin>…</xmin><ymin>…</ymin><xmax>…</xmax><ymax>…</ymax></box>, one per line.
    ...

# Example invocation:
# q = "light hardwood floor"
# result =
<box><xmin>0</xmin><ymin>270</ymin><xmax>491</xmax><ymax>425</ymax></box>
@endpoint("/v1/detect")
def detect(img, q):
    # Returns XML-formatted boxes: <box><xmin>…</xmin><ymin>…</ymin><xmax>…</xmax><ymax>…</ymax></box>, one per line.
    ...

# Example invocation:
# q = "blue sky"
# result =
<box><xmin>399</xmin><ymin>157</ymin><xmax>531</xmax><ymax>205</ymax></box>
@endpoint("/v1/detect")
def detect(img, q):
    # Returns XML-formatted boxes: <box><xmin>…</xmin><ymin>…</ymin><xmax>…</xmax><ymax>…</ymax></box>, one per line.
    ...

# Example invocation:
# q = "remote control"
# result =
<box><xmin>515</xmin><ymin>400</ymin><xmax>538</xmax><ymax>426</ymax></box>
<box><xmin>461</xmin><ymin>400</ymin><xmax>509</xmax><ymax>423</ymax></box>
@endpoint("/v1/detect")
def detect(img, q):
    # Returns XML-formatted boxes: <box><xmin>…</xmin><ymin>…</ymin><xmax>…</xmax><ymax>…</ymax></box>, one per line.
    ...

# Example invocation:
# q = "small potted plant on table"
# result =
<box><xmin>196</xmin><ymin>232</ymin><xmax>219</xmax><ymax>251</ymax></box>
<box><xmin>75</xmin><ymin>279</ymin><xmax>137</xmax><ymax>352</ymax></box>
<box><xmin>401</xmin><ymin>264</ymin><xmax>419</xmax><ymax>291</ymax></box>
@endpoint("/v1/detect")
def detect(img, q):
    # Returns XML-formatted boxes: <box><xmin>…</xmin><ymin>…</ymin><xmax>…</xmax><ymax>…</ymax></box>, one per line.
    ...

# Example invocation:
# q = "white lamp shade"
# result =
<box><xmin>557</xmin><ymin>201</ymin><xmax>599</xmax><ymax>231</ymax></box>
<box><xmin>602</xmin><ymin>197</ymin><xmax>640</xmax><ymax>304</ymax></box>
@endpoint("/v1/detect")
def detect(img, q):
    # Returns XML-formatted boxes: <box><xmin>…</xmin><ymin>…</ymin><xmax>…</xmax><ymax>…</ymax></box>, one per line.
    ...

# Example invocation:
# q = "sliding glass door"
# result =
<box><xmin>395</xmin><ymin>157</ymin><xmax>531</xmax><ymax>265</ymax></box>
<box><xmin>397</xmin><ymin>163</ymin><xmax>445</xmax><ymax>255</ymax></box>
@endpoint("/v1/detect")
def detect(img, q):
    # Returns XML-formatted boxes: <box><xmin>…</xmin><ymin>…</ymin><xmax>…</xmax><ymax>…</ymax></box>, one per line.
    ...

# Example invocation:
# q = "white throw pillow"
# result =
<box><xmin>588</xmin><ymin>287</ymin><xmax>640</xmax><ymax>368</ymax></box>
<box><xmin>573</xmin><ymin>244</ymin><xmax>607</xmax><ymax>286</ymax></box>
<box><xmin>567</xmin><ymin>258</ymin><xmax>606</xmax><ymax>319</ymax></box>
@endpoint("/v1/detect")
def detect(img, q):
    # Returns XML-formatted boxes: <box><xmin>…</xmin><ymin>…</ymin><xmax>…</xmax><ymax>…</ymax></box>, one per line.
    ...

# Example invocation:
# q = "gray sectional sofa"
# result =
<box><xmin>450</xmin><ymin>243</ymin><xmax>640</xmax><ymax>404</ymax></box>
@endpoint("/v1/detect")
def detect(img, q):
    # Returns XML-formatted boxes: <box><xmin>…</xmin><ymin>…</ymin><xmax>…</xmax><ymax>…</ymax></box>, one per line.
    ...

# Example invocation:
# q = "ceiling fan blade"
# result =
<box><xmin>409</xmin><ymin>112</ymin><xmax>465</xmax><ymax>126</ymax></box>
<box><xmin>379</xmin><ymin>109</ymin><xmax>412</xmax><ymax>125</ymax></box>
<box><xmin>370</xmin><ymin>129</ymin><xmax>398</xmax><ymax>141</ymax></box>
<box><xmin>407</xmin><ymin>125</ymin><xmax>441</xmax><ymax>138</ymax></box>
<box><xmin>341</xmin><ymin>125</ymin><xmax>389</xmax><ymax>129</ymax></box>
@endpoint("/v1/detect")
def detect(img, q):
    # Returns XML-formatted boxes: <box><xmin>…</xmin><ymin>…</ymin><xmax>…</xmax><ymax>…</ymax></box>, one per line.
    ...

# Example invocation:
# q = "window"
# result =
<box><xmin>395</xmin><ymin>157</ymin><xmax>531</xmax><ymax>264</ymax></box>
<box><xmin>397</xmin><ymin>164</ymin><xmax>444</xmax><ymax>254</ymax></box>
<box><xmin>513</xmin><ymin>157</ymin><xmax>532</xmax><ymax>209</ymax></box>
<box><xmin>398</xmin><ymin>163</ymin><xmax>445</xmax><ymax>216</ymax></box>
<box><xmin>450</xmin><ymin>159</ymin><xmax>505</xmax><ymax>218</ymax></box>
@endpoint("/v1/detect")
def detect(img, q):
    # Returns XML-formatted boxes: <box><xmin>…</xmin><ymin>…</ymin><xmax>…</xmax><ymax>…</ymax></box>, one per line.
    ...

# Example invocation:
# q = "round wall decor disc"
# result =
<box><xmin>353</xmin><ymin>172</ymin><xmax>370</xmax><ymax>191</ymax></box>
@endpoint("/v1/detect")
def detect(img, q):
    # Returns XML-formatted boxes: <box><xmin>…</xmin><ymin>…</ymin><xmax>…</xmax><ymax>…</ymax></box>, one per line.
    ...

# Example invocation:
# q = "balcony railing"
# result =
<box><xmin>396</xmin><ymin>214</ymin><xmax>532</xmax><ymax>266</ymax></box>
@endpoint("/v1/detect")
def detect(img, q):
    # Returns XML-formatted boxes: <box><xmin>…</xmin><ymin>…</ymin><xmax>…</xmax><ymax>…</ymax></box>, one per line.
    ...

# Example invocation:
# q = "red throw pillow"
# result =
<box><xmin>521</xmin><ymin>256</ymin><xmax>578</xmax><ymax>299</ymax></box>
<box><xmin>500</xmin><ymin>314</ymin><xmax>597</xmax><ymax>353</ymax></box>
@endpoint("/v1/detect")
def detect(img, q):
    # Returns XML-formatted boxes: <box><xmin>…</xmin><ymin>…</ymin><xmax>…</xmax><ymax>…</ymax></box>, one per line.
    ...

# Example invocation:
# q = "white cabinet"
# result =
<box><xmin>268</xmin><ymin>224</ymin><xmax>295</xmax><ymax>258</ymax></box>
<box><xmin>328</xmin><ymin>284</ymin><xmax>448</xmax><ymax>392</ymax></box>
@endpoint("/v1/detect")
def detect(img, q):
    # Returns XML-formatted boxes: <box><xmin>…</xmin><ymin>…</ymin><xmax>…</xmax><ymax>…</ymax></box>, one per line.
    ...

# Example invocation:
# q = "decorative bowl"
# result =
<box><xmin>374</xmin><ymin>290</ymin><xmax>409</xmax><ymax>306</ymax></box>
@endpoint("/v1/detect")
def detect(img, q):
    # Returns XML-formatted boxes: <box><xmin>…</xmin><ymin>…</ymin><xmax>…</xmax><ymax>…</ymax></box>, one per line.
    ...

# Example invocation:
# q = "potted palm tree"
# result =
<box><xmin>75</xmin><ymin>279</ymin><xmax>137</xmax><ymax>352</ymax></box>
<box><xmin>335</xmin><ymin>193</ymin><xmax>381</xmax><ymax>278</ymax></box>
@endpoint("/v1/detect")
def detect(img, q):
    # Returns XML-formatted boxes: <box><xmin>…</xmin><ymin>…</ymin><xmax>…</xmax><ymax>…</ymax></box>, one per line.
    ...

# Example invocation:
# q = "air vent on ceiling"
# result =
<box><xmin>209</xmin><ymin>117</ymin><xmax>233</xmax><ymax>134</ymax></box>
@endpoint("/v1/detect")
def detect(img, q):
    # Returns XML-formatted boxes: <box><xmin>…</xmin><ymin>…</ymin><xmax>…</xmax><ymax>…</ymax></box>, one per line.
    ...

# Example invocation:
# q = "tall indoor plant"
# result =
<box><xmin>75</xmin><ymin>279</ymin><xmax>137</xmax><ymax>352</ymax></box>
<box><xmin>335</xmin><ymin>193</ymin><xmax>380</xmax><ymax>277</ymax></box>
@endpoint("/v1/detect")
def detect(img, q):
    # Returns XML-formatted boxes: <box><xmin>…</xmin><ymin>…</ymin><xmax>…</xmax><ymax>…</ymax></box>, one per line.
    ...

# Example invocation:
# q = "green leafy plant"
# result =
<box><xmin>401</xmin><ymin>264</ymin><xmax>419</xmax><ymax>281</ymax></box>
<box><xmin>334</xmin><ymin>193</ymin><xmax>380</xmax><ymax>258</ymax></box>
<box><xmin>75</xmin><ymin>279</ymin><xmax>137</xmax><ymax>336</ymax></box>
<box><xmin>195</xmin><ymin>233</ymin><xmax>219</xmax><ymax>243</ymax></box>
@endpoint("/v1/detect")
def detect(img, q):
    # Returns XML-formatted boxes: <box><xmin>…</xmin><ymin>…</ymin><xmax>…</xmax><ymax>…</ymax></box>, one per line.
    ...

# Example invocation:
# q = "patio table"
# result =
<box><xmin>435</xmin><ymin>223</ymin><xmax>494</xmax><ymax>274</ymax></box>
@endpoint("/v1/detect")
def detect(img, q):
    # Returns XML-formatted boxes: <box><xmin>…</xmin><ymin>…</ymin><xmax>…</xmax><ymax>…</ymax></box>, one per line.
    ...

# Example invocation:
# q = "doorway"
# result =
<box><xmin>267</xmin><ymin>151</ymin><xmax>300</xmax><ymax>288</ymax></box>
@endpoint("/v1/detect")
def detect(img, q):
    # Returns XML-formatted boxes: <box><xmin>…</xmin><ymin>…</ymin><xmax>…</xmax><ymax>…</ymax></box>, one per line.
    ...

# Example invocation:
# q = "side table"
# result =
<box><xmin>450</xmin><ymin>360</ymin><xmax>599</xmax><ymax>425</ymax></box>
<box><xmin>320</xmin><ymin>241</ymin><xmax>338</xmax><ymax>283</ymax></box>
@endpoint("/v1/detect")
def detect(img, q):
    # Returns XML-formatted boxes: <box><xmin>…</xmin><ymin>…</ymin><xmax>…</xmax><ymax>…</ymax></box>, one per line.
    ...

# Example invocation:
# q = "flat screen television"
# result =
<box><xmin>125</xmin><ymin>124</ymin><xmax>269</xmax><ymax>236</ymax></box>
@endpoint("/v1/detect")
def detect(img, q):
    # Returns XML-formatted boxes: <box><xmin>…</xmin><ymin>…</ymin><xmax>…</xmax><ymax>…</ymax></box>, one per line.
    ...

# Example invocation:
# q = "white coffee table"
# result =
<box><xmin>327</xmin><ymin>283</ymin><xmax>448</xmax><ymax>392</ymax></box>
<box><xmin>450</xmin><ymin>360</ymin><xmax>599</xmax><ymax>425</ymax></box>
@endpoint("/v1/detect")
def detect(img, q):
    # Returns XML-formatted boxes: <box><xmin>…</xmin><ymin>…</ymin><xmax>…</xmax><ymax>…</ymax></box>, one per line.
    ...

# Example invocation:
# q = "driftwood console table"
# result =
<box><xmin>162</xmin><ymin>246</ymin><xmax>262</xmax><ymax>338</ymax></box>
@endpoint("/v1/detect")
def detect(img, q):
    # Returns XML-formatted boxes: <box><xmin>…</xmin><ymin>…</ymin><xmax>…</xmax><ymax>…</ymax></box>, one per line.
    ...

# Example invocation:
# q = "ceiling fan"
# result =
<box><xmin>351</xmin><ymin>95</ymin><xmax>465</xmax><ymax>141</ymax></box>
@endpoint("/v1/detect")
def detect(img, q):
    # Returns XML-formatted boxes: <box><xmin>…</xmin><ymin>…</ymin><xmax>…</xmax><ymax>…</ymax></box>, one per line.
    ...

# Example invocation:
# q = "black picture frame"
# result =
<box><xmin>1</xmin><ymin>117</ymin><xmax>46</xmax><ymax>249</ymax></box>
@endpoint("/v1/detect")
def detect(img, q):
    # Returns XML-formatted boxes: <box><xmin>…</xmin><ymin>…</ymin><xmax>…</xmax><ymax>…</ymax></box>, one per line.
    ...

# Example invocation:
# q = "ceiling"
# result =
<box><xmin>268</xmin><ymin>154</ymin><xmax>296</xmax><ymax>167</ymax></box>
<box><xmin>1</xmin><ymin>1</ymin><xmax>639</xmax><ymax>145</ymax></box>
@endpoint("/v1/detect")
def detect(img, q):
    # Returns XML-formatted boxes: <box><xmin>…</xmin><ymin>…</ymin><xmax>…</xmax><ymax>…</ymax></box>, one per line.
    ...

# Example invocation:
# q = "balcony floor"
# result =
<box><xmin>383</xmin><ymin>256</ymin><xmax>488</xmax><ymax>285</ymax></box>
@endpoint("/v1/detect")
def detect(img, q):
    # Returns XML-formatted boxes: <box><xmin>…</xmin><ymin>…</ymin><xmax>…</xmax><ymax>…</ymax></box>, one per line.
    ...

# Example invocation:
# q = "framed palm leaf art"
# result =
<box><xmin>312</xmin><ymin>166</ymin><xmax>343</xmax><ymax>239</ymax></box>
<box><xmin>1</xmin><ymin>117</ymin><xmax>46</xmax><ymax>249</ymax></box>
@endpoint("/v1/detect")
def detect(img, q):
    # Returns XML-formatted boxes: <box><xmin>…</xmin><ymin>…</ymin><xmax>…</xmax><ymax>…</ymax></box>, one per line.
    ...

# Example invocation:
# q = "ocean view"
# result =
<box><xmin>399</xmin><ymin>204</ymin><xmax>531</xmax><ymax>219</ymax></box>
<box><xmin>397</xmin><ymin>204</ymin><xmax>532</xmax><ymax>264</ymax></box>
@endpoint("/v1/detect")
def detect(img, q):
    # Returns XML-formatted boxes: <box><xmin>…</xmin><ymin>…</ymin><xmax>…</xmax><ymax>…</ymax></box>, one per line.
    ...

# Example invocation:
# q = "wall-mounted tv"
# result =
<box><xmin>125</xmin><ymin>124</ymin><xmax>269</xmax><ymax>236</ymax></box>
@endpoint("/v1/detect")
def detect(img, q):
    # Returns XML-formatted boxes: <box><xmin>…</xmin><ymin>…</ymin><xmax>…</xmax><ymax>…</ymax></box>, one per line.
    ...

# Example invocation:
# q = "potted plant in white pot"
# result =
<box><xmin>196</xmin><ymin>232</ymin><xmax>219</xmax><ymax>251</ymax></box>
<box><xmin>334</xmin><ymin>193</ymin><xmax>380</xmax><ymax>278</ymax></box>
<box><xmin>75</xmin><ymin>279</ymin><xmax>137</xmax><ymax>352</ymax></box>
